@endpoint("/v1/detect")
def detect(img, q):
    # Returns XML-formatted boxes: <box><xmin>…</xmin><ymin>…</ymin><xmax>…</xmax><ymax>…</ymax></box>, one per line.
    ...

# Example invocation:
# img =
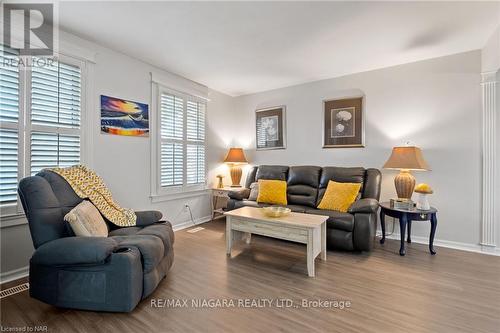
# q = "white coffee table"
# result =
<box><xmin>224</xmin><ymin>206</ymin><xmax>328</xmax><ymax>277</ymax></box>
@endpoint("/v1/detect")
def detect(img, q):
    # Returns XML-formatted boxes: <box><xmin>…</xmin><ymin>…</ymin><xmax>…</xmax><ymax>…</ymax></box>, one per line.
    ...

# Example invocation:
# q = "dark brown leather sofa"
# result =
<box><xmin>226</xmin><ymin>165</ymin><xmax>381</xmax><ymax>252</ymax></box>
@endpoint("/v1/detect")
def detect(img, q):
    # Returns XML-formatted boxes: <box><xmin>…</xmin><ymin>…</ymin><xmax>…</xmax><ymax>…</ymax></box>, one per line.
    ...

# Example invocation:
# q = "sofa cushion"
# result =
<box><xmin>255</xmin><ymin>165</ymin><xmax>289</xmax><ymax>181</ymax></box>
<box><xmin>234</xmin><ymin>199</ymin><xmax>267</xmax><ymax>209</ymax></box>
<box><xmin>64</xmin><ymin>201</ymin><xmax>109</xmax><ymax>237</ymax></box>
<box><xmin>137</xmin><ymin>223</ymin><xmax>174</xmax><ymax>255</ymax></box>
<box><xmin>110</xmin><ymin>235</ymin><xmax>164</xmax><ymax>273</ymax></box>
<box><xmin>248</xmin><ymin>182</ymin><xmax>259</xmax><ymax>201</ymax></box>
<box><xmin>283</xmin><ymin>204</ymin><xmax>309</xmax><ymax>213</ymax></box>
<box><xmin>305</xmin><ymin>209</ymin><xmax>354</xmax><ymax>232</ymax></box>
<box><xmin>317</xmin><ymin>167</ymin><xmax>365</xmax><ymax>205</ymax></box>
<box><xmin>257</xmin><ymin>179</ymin><xmax>287</xmax><ymax>205</ymax></box>
<box><xmin>287</xmin><ymin>166</ymin><xmax>321</xmax><ymax>207</ymax></box>
<box><xmin>317</xmin><ymin>181</ymin><xmax>361</xmax><ymax>212</ymax></box>
<box><xmin>108</xmin><ymin>227</ymin><xmax>142</xmax><ymax>237</ymax></box>
<box><xmin>287</xmin><ymin>166</ymin><xmax>321</xmax><ymax>187</ymax></box>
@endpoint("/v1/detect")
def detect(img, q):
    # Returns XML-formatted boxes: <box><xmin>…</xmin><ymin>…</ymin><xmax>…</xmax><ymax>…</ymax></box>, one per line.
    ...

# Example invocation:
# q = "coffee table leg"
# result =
<box><xmin>245</xmin><ymin>233</ymin><xmax>252</xmax><ymax>244</ymax></box>
<box><xmin>321</xmin><ymin>222</ymin><xmax>327</xmax><ymax>261</ymax></box>
<box><xmin>307</xmin><ymin>231</ymin><xmax>315</xmax><ymax>277</ymax></box>
<box><xmin>226</xmin><ymin>216</ymin><xmax>232</xmax><ymax>256</ymax></box>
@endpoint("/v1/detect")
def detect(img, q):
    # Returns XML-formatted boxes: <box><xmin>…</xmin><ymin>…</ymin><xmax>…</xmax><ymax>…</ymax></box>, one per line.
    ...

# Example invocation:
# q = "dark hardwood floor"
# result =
<box><xmin>1</xmin><ymin>218</ymin><xmax>500</xmax><ymax>333</ymax></box>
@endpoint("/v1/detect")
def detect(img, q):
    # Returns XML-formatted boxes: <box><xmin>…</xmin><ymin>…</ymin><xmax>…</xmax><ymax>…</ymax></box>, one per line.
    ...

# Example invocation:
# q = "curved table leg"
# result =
<box><xmin>407</xmin><ymin>220</ymin><xmax>412</xmax><ymax>243</ymax></box>
<box><xmin>399</xmin><ymin>214</ymin><xmax>407</xmax><ymax>256</ymax></box>
<box><xmin>379</xmin><ymin>211</ymin><xmax>386</xmax><ymax>244</ymax></box>
<box><xmin>429</xmin><ymin>214</ymin><xmax>437</xmax><ymax>255</ymax></box>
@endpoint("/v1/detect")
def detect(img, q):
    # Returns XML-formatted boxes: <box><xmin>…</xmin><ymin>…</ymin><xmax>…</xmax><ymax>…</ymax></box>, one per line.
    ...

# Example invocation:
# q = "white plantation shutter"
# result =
<box><xmin>160</xmin><ymin>142</ymin><xmax>183</xmax><ymax>186</ymax></box>
<box><xmin>159</xmin><ymin>90</ymin><xmax>206</xmax><ymax>190</ymax></box>
<box><xmin>160</xmin><ymin>93</ymin><xmax>184</xmax><ymax>187</ymax></box>
<box><xmin>0</xmin><ymin>47</ymin><xmax>20</xmax><ymax>123</ymax></box>
<box><xmin>31</xmin><ymin>60</ymin><xmax>81</xmax><ymax>128</ymax></box>
<box><xmin>186</xmin><ymin>101</ymin><xmax>205</xmax><ymax>185</ymax></box>
<box><xmin>0</xmin><ymin>129</ymin><xmax>18</xmax><ymax>205</ymax></box>
<box><xmin>30</xmin><ymin>132</ymin><xmax>80</xmax><ymax>175</ymax></box>
<box><xmin>29</xmin><ymin>59</ymin><xmax>81</xmax><ymax>176</ymax></box>
<box><xmin>0</xmin><ymin>48</ymin><xmax>85</xmax><ymax>214</ymax></box>
<box><xmin>0</xmin><ymin>46</ymin><xmax>20</xmax><ymax>207</ymax></box>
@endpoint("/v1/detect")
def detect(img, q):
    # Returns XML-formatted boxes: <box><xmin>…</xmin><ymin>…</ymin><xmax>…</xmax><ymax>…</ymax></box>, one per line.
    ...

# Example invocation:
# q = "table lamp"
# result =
<box><xmin>383</xmin><ymin>146</ymin><xmax>430</xmax><ymax>199</ymax></box>
<box><xmin>223</xmin><ymin>148</ymin><xmax>248</xmax><ymax>187</ymax></box>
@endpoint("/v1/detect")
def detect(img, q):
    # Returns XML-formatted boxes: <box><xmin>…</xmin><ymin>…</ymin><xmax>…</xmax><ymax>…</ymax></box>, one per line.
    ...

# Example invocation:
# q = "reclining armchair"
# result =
<box><xmin>18</xmin><ymin>170</ymin><xmax>174</xmax><ymax>312</ymax></box>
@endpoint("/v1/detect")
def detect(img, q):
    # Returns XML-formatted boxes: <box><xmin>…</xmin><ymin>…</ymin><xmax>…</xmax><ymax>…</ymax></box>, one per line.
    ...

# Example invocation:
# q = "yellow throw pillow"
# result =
<box><xmin>317</xmin><ymin>180</ymin><xmax>361</xmax><ymax>212</ymax></box>
<box><xmin>257</xmin><ymin>179</ymin><xmax>287</xmax><ymax>205</ymax></box>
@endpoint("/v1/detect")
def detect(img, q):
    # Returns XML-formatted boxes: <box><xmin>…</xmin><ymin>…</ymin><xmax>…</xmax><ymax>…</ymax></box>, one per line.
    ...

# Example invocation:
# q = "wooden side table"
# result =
<box><xmin>211</xmin><ymin>187</ymin><xmax>245</xmax><ymax>220</ymax></box>
<box><xmin>379</xmin><ymin>202</ymin><xmax>437</xmax><ymax>256</ymax></box>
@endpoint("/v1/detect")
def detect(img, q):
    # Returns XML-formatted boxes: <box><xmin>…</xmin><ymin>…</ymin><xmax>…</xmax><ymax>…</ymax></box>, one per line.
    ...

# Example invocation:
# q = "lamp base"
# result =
<box><xmin>229</xmin><ymin>165</ymin><xmax>243</xmax><ymax>187</ymax></box>
<box><xmin>395</xmin><ymin>170</ymin><xmax>415</xmax><ymax>199</ymax></box>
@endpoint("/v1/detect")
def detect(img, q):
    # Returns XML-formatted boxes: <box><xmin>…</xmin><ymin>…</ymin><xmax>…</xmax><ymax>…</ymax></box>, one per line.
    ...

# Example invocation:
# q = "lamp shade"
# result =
<box><xmin>383</xmin><ymin>146</ymin><xmax>430</xmax><ymax>171</ymax></box>
<box><xmin>223</xmin><ymin>148</ymin><xmax>248</xmax><ymax>164</ymax></box>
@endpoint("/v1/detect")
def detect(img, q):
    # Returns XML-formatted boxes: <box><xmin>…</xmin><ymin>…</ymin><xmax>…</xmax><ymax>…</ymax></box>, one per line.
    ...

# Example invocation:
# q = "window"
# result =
<box><xmin>155</xmin><ymin>88</ymin><xmax>206</xmax><ymax>196</ymax></box>
<box><xmin>0</xmin><ymin>45</ymin><xmax>85</xmax><ymax>215</ymax></box>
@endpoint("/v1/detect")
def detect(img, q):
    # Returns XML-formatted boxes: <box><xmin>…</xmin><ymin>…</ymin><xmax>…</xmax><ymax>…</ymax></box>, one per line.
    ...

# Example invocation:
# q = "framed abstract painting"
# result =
<box><xmin>100</xmin><ymin>95</ymin><xmax>149</xmax><ymax>137</ymax></box>
<box><xmin>323</xmin><ymin>96</ymin><xmax>364</xmax><ymax>148</ymax></box>
<box><xmin>255</xmin><ymin>106</ymin><xmax>286</xmax><ymax>150</ymax></box>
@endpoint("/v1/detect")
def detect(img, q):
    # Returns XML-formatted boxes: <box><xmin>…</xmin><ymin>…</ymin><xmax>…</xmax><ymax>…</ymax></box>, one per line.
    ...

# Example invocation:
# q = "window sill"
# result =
<box><xmin>0</xmin><ymin>213</ymin><xmax>27</xmax><ymax>228</ymax></box>
<box><xmin>150</xmin><ymin>188</ymin><xmax>210</xmax><ymax>203</ymax></box>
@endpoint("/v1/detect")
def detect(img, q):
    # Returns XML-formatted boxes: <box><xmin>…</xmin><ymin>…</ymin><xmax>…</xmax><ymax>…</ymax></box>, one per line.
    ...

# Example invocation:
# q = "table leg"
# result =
<box><xmin>407</xmin><ymin>220</ymin><xmax>412</xmax><ymax>243</ymax></box>
<box><xmin>429</xmin><ymin>214</ymin><xmax>437</xmax><ymax>255</ymax></box>
<box><xmin>399</xmin><ymin>214</ymin><xmax>407</xmax><ymax>256</ymax></box>
<box><xmin>379</xmin><ymin>211</ymin><xmax>386</xmax><ymax>244</ymax></box>
<box><xmin>245</xmin><ymin>233</ymin><xmax>252</xmax><ymax>245</ymax></box>
<box><xmin>307</xmin><ymin>231</ymin><xmax>315</xmax><ymax>277</ymax></box>
<box><xmin>212</xmin><ymin>195</ymin><xmax>219</xmax><ymax>220</ymax></box>
<box><xmin>321</xmin><ymin>222</ymin><xmax>327</xmax><ymax>261</ymax></box>
<box><xmin>226</xmin><ymin>216</ymin><xmax>232</xmax><ymax>256</ymax></box>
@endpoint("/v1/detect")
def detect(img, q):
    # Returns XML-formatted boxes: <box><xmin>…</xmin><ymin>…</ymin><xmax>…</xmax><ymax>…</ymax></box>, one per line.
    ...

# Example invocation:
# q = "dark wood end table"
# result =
<box><xmin>379</xmin><ymin>202</ymin><xmax>437</xmax><ymax>256</ymax></box>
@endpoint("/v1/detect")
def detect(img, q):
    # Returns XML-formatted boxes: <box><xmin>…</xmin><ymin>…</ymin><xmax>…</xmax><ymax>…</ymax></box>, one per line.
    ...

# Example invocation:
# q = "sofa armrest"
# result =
<box><xmin>135</xmin><ymin>210</ymin><xmax>163</xmax><ymax>226</ymax></box>
<box><xmin>31</xmin><ymin>237</ymin><xmax>118</xmax><ymax>266</ymax></box>
<box><xmin>228</xmin><ymin>188</ymin><xmax>250</xmax><ymax>200</ymax></box>
<box><xmin>349</xmin><ymin>198</ymin><xmax>379</xmax><ymax>214</ymax></box>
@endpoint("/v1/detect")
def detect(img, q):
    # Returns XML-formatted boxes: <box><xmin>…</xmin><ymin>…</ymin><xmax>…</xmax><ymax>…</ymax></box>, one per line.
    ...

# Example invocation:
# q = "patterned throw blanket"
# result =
<box><xmin>47</xmin><ymin>165</ymin><xmax>137</xmax><ymax>227</ymax></box>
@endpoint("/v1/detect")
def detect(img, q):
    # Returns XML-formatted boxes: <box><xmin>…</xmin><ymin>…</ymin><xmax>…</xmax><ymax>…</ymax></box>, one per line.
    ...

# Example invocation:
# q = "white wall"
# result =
<box><xmin>227</xmin><ymin>51</ymin><xmax>482</xmax><ymax>247</ymax></box>
<box><xmin>0</xmin><ymin>32</ymin><xmax>235</xmax><ymax>280</ymax></box>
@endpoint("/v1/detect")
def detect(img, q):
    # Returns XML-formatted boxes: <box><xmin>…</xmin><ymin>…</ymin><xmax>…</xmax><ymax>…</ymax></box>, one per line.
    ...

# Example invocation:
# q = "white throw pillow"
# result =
<box><xmin>64</xmin><ymin>201</ymin><xmax>109</xmax><ymax>237</ymax></box>
<box><xmin>248</xmin><ymin>182</ymin><xmax>259</xmax><ymax>201</ymax></box>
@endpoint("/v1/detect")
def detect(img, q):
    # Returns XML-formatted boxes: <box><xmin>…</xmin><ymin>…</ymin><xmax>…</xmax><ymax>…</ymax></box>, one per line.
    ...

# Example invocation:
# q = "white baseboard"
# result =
<box><xmin>0</xmin><ymin>266</ymin><xmax>29</xmax><ymax>284</ymax></box>
<box><xmin>173</xmin><ymin>215</ymin><xmax>212</xmax><ymax>232</ymax></box>
<box><xmin>381</xmin><ymin>233</ymin><xmax>500</xmax><ymax>256</ymax></box>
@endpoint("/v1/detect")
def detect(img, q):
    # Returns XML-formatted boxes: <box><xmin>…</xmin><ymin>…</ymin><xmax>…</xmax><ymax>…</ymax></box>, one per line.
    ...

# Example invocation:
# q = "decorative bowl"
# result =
<box><xmin>262</xmin><ymin>206</ymin><xmax>291</xmax><ymax>218</ymax></box>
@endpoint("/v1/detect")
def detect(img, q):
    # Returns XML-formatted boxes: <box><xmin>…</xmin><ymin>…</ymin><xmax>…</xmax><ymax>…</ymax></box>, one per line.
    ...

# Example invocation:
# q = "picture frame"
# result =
<box><xmin>323</xmin><ymin>96</ymin><xmax>364</xmax><ymax>148</ymax></box>
<box><xmin>255</xmin><ymin>106</ymin><xmax>286</xmax><ymax>150</ymax></box>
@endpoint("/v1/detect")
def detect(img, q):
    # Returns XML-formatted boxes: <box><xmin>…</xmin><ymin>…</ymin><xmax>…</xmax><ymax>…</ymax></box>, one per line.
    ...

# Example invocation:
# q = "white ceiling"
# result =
<box><xmin>59</xmin><ymin>1</ymin><xmax>500</xmax><ymax>96</ymax></box>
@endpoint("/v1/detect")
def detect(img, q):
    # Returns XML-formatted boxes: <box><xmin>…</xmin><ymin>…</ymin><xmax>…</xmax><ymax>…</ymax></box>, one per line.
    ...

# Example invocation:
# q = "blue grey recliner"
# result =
<box><xmin>18</xmin><ymin>170</ymin><xmax>174</xmax><ymax>312</ymax></box>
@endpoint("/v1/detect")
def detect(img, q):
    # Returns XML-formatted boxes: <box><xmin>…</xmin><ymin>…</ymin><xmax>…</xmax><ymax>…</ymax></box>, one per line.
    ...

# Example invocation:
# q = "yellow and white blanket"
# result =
<box><xmin>47</xmin><ymin>165</ymin><xmax>137</xmax><ymax>227</ymax></box>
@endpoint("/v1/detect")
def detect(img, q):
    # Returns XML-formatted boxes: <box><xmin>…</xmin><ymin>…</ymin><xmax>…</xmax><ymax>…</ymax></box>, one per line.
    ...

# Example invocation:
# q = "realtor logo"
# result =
<box><xmin>2</xmin><ymin>2</ymin><xmax>55</xmax><ymax>56</ymax></box>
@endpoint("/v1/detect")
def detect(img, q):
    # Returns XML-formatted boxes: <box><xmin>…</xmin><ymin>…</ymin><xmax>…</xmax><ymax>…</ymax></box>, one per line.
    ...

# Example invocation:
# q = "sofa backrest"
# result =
<box><xmin>18</xmin><ymin>170</ymin><xmax>83</xmax><ymax>248</ymax></box>
<box><xmin>245</xmin><ymin>165</ymin><xmax>382</xmax><ymax>206</ymax></box>
<box><xmin>287</xmin><ymin>166</ymin><xmax>321</xmax><ymax>207</ymax></box>
<box><xmin>255</xmin><ymin>165</ymin><xmax>289</xmax><ymax>181</ymax></box>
